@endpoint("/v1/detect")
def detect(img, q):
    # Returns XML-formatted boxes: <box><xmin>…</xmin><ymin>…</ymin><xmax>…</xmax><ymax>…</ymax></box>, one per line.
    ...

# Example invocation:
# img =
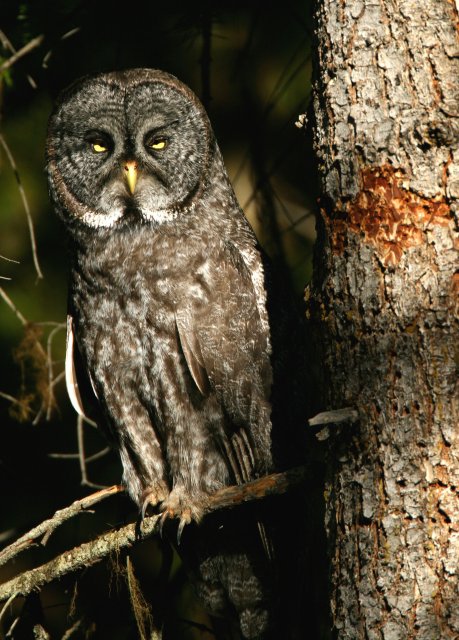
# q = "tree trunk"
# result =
<box><xmin>308</xmin><ymin>1</ymin><xmax>459</xmax><ymax>638</ymax></box>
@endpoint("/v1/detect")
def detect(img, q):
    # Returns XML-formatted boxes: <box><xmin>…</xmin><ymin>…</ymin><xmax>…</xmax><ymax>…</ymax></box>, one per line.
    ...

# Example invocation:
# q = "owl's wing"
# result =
<box><xmin>175</xmin><ymin>240</ymin><xmax>273</xmax><ymax>485</ymax></box>
<box><xmin>175</xmin><ymin>319</ymin><xmax>210</xmax><ymax>396</ymax></box>
<box><xmin>65</xmin><ymin>314</ymin><xmax>101</xmax><ymax>427</ymax></box>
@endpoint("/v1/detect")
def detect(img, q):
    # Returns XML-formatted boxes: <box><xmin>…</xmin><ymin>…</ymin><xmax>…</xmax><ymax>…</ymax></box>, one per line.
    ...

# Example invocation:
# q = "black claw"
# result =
<box><xmin>141</xmin><ymin>499</ymin><xmax>149</xmax><ymax>521</ymax></box>
<box><xmin>135</xmin><ymin>512</ymin><xmax>144</xmax><ymax>540</ymax></box>
<box><xmin>159</xmin><ymin>511</ymin><xmax>168</xmax><ymax>538</ymax></box>
<box><xmin>177</xmin><ymin>518</ymin><xmax>186</xmax><ymax>545</ymax></box>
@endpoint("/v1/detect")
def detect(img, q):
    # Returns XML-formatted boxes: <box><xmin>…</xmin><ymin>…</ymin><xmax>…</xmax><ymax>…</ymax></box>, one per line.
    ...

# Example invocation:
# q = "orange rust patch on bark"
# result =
<box><xmin>453</xmin><ymin>273</ymin><xmax>459</xmax><ymax>314</ymax></box>
<box><xmin>327</xmin><ymin>165</ymin><xmax>451</xmax><ymax>266</ymax></box>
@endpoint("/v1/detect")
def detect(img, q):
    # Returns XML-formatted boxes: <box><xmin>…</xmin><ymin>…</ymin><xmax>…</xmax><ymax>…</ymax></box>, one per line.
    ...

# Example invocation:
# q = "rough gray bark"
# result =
<box><xmin>309</xmin><ymin>1</ymin><xmax>459</xmax><ymax>638</ymax></box>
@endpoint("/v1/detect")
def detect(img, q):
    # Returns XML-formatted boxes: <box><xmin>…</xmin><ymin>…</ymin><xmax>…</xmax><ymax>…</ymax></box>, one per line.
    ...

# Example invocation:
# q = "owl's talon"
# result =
<box><xmin>141</xmin><ymin>500</ymin><xmax>149</xmax><ymax>521</ymax></box>
<box><xmin>158</xmin><ymin>489</ymin><xmax>204</xmax><ymax>543</ymax></box>
<box><xmin>159</xmin><ymin>511</ymin><xmax>168</xmax><ymax>538</ymax></box>
<box><xmin>177</xmin><ymin>511</ymin><xmax>192</xmax><ymax>544</ymax></box>
<box><xmin>141</xmin><ymin>483</ymin><xmax>169</xmax><ymax>520</ymax></box>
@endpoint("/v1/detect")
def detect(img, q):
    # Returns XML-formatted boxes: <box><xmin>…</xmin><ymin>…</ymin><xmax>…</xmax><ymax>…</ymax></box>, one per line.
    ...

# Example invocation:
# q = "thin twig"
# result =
<box><xmin>0</xmin><ymin>134</ymin><xmax>43</xmax><ymax>279</ymax></box>
<box><xmin>0</xmin><ymin>254</ymin><xmax>19</xmax><ymax>264</ymax></box>
<box><xmin>0</xmin><ymin>593</ymin><xmax>17</xmax><ymax>626</ymax></box>
<box><xmin>0</xmin><ymin>286</ymin><xmax>27</xmax><ymax>325</ymax></box>
<box><xmin>5</xmin><ymin>615</ymin><xmax>20</xmax><ymax>636</ymax></box>
<box><xmin>76</xmin><ymin>414</ymin><xmax>108</xmax><ymax>489</ymax></box>
<box><xmin>45</xmin><ymin>323</ymin><xmax>65</xmax><ymax>419</ymax></box>
<box><xmin>0</xmin><ymin>466</ymin><xmax>307</xmax><ymax>602</ymax></box>
<box><xmin>77</xmin><ymin>414</ymin><xmax>87</xmax><ymax>483</ymax></box>
<box><xmin>0</xmin><ymin>391</ymin><xmax>22</xmax><ymax>406</ymax></box>
<box><xmin>0</xmin><ymin>485</ymin><xmax>123</xmax><ymax>569</ymax></box>
<box><xmin>50</xmin><ymin>370</ymin><xmax>65</xmax><ymax>389</ymax></box>
<box><xmin>84</xmin><ymin>446</ymin><xmax>111</xmax><ymax>464</ymax></box>
<box><xmin>61</xmin><ymin>618</ymin><xmax>84</xmax><ymax>640</ymax></box>
<box><xmin>48</xmin><ymin>446</ymin><xmax>110</xmax><ymax>463</ymax></box>
<box><xmin>0</xmin><ymin>288</ymin><xmax>51</xmax><ymax>422</ymax></box>
<box><xmin>0</xmin><ymin>29</ymin><xmax>37</xmax><ymax>88</ymax></box>
<box><xmin>0</xmin><ymin>35</ymin><xmax>44</xmax><ymax>74</ymax></box>
<box><xmin>42</xmin><ymin>28</ymin><xmax>80</xmax><ymax>69</ymax></box>
<box><xmin>126</xmin><ymin>556</ymin><xmax>156</xmax><ymax>640</ymax></box>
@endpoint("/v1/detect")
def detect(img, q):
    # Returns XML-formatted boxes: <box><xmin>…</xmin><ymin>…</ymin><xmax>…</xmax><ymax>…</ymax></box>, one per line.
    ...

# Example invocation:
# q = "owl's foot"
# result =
<box><xmin>141</xmin><ymin>481</ymin><xmax>170</xmax><ymax>520</ymax></box>
<box><xmin>159</xmin><ymin>487</ymin><xmax>209</xmax><ymax>544</ymax></box>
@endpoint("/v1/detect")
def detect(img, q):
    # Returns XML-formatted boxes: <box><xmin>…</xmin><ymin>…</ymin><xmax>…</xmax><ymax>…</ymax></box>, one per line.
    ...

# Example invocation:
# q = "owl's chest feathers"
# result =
<box><xmin>71</xmin><ymin>226</ymin><xmax>219</xmax><ymax>401</ymax></box>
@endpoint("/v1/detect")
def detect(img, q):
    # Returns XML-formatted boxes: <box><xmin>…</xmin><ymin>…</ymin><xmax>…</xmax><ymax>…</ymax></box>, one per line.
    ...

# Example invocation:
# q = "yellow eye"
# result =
<box><xmin>92</xmin><ymin>142</ymin><xmax>108</xmax><ymax>153</ymax></box>
<box><xmin>149</xmin><ymin>139</ymin><xmax>167</xmax><ymax>150</ymax></box>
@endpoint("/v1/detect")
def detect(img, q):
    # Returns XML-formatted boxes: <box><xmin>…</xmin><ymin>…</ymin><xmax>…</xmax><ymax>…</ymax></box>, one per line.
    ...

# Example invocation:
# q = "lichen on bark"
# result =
<box><xmin>309</xmin><ymin>1</ymin><xmax>459</xmax><ymax>638</ymax></box>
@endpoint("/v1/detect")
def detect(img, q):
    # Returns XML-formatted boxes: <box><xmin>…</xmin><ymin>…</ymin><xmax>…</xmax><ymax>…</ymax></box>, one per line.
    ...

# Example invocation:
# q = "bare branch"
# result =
<box><xmin>0</xmin><ymin>35</ymin><xmax>44</xmax><ymax>74</ymax></box>
<box><xmin>50</xmin><ymin>370</ymin><xmax>65</xmax><ymax>389</ymax></box>
<box><xmin>42</xmin><ymin>28</ymin><xmax>80</xmax><ymax>69</ymax></box>
<box><xmin>0</xmin><ymin>466</ymin><xmax>307</xmax><ymax>602</ymax></box>
<box><xmin>0</xmin><ymin>391</ymin><xmax>23</xmax><ymax>407</ymax></box>
<box><xmin>308</xmin><ymin>407</ymin><xmax>359</xmax><ymax>426</ymax></box>
<box><xmin>45</xmin><ymin>323</ymin><xmax>65</xmax><ymax>419</ymax></box>
<box><xmin>126</xmin><ymin>555</ymin><xmax>157</xmax><ymax>640</ymax></box>
<box><xmin>0</xmin><ymin>485</ymin><xmax>123</xmax><ymax>568</ymax></box>
<box><xmin>5</xmin><ymin>615</ymin><xmax>20</xmax><ymax>636</ymax></box>
<box><xmin>0</xmin><ymin>254</ymin><xmax>20</xmax><ymax>264</ymax></box>
<box><xmin>0</xmin><ymin>291</ymin><xmax>65</xmax><ymax>423</ymax></box>
<box><xmin>48</xmin><ymin>446</ymin><xmax>110</xmax><ymax>463</ymax></box>
<box><xmin>308</xmin><ymin>408</ymin><xmax>359</xmax><ymax>441</ymax></box>
<box><xmin>0</xmin><ymin>29</ymin><xmax>37</xmax><ymax>88</ymax></box>
<box><xmin>0</xmin><ymin>593</ymin><xmax>17</xmax><ymax>626</ymax></box>
<box><xmin>0</xmin><ymin>134</ymin><xmax>43</xmax><ymax>279</ymax></box>
<box><xmin>204</xmin><ymin>464</ymin><xmax>307</xmax><ymax>513</ymax></box>
<box><xmin>0</xmin><ymin>286</ymin><xmax>27</xmax><ymax>326</ymax></box>
<box><xmin>61</xmin><ymin>618</ymin><xmax>84</xmax><ymax>640</ymax></box>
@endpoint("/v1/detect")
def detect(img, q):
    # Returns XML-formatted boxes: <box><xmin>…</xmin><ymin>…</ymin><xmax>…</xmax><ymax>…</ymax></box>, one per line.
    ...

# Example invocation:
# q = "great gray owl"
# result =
<box><xmin>46</xmin><ymin>68</ymin><xmax>306</xmax><ymax>639</ymax></box>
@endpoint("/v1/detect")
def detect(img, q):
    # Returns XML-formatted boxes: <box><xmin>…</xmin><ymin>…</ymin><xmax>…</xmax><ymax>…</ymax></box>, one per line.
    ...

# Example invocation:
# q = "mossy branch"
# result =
<box><xmin>0</xmin><ymin>466</ymin><xmax>307</xmax><ymax>604</ymax></box>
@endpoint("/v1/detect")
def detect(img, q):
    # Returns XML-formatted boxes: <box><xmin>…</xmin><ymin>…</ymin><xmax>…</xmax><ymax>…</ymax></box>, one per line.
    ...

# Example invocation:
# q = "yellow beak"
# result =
<box><xmin>124</xmin><ymin>161</ymin><xmax>138</xmax><ymax>195</ymax></box>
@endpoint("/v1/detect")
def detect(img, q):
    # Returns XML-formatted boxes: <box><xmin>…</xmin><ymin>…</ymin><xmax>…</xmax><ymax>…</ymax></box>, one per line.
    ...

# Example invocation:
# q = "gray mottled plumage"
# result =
<box><xmin>46</xmin><ymin>69</ymin><xmax>305</xmax><ymax>639</ymax></box>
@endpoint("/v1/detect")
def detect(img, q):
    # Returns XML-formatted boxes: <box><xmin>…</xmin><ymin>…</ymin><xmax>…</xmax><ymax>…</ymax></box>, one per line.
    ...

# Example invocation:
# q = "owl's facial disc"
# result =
<box><xmin>47</xmin><ymin>71</ymin><xmax>211</xmax><ymax>230</ymax></box>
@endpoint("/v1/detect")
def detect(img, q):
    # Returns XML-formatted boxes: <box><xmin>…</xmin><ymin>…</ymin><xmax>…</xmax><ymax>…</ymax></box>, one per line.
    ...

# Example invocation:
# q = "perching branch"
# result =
<box><xmin>0</xmin><ymin>466</ymin><xmax>307</xmax><ymax>603</ymax></box>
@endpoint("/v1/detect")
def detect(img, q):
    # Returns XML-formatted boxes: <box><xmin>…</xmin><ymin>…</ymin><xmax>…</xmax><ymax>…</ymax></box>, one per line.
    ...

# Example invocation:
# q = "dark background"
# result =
<box><xmin>0</xmin><ymin>1</ymin><xmax>319</xmax><ymax>637</ymax></box>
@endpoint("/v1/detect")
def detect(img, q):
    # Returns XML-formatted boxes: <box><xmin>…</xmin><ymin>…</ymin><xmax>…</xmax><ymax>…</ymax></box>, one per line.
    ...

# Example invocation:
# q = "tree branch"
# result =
<box><xmin>0</xmin><ymin>466</ymin><xmax>307</xmax><ymax>603</ymax></box>
<box><xmin>0</xmin><ymin>485</ymin><xmax>123</xmax><ymax>568</ymax></box>
<box><xmin>308</xmin><ymin>408</ymin><xmax>359</xmax><ymax>441</ymax></box>
<box><xmin>0</xmin><ymin>35</ymin><xmax>44</xmax><ymax>74</ymax></box>
<box><xmin>0</xmin><ymin>135</ymin><xmax>43</xmax><ymax>279</ymax></box>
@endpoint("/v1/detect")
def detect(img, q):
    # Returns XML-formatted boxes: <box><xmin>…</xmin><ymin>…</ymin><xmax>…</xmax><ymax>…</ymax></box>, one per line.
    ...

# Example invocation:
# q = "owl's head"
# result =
<box><xmin>46</xmin><ymin>69</ymin><xmax>214</xmax><ymax>230</ymax></box>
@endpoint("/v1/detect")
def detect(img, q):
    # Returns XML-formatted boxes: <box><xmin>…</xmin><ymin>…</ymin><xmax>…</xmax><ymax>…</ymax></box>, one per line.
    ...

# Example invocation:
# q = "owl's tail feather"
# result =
<box><xmin>220</xmin><ymin>430</ymin><xmax>275</xmax><ymax>562</ymax></box>
<box><xmin>178</xmin><ymin>508</ymin><xmax>276</xmax><ymax>640</ymax></box>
